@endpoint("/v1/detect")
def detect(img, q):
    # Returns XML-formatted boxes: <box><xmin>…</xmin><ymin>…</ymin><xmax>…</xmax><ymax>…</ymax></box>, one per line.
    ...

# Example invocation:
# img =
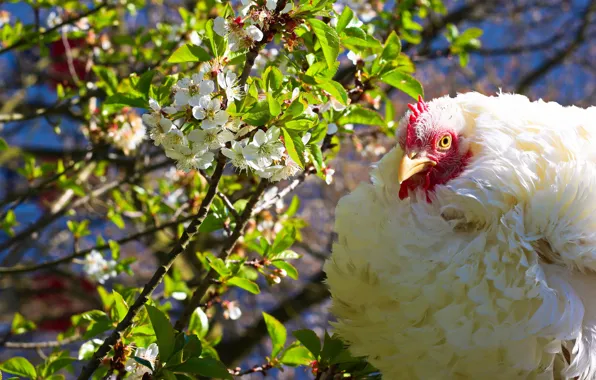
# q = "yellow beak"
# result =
<box><xmin>398</xmin><ymin>153</ymin><xmax>436</xmax><ymax>184</ymax></box>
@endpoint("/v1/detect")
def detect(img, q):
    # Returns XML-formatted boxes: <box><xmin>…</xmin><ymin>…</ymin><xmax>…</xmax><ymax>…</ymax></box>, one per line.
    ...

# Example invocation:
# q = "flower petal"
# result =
<box><xmin>199</xmin><ymin>80</ymin><xmax>215</xmax><ymax>95</ymax></box>
<box><xmin>192</xmin><ymin>106</ymin><xmax>205</xmax><ymax>120</ymax></box>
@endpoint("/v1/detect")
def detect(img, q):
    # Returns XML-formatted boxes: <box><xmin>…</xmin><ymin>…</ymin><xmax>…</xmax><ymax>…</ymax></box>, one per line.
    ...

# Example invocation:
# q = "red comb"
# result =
<box><xmin>405</xmin><ymin>95</ymin><xmax>427</xmax><ymax>146</ymax></box>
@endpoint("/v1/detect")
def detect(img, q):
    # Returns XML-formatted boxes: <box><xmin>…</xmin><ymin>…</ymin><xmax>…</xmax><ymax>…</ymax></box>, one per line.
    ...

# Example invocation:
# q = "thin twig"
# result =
<box><xmin>0</xmin><ymin>2</ymin><xmax>111</xmax><ymax>56</ymax></box>
<box><xmin>76</xmin><ymin>153</ymin><xmax>228</xmax><ymax>380</ymax></box>
<box><xmin>3</xmin><ymin>334</ymin><xmax>81</xmax><ymax>349</ymax></box>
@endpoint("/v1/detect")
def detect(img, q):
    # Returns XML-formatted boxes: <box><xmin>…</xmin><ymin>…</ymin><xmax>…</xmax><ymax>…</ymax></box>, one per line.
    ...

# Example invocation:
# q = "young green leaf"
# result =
<box><xmin>282</xmin><ymin>128</ymin><xmax>306</xmax><ymax>168</ymax></box>
<box><xmin>146</xmin><ymin>305</ymin><xmax>177</xmax><ymax>361</ymax></box>
<box><xmin>381</xmin><ymin>31</ymin><xmax>402</xmax><ymax>62</ymax></box>
<box><xmin>0</xmin><ymin>357</ymin><xmax>37</xmax><ymax>379</ymax></box>
<box><xmin>104</xmin><ymin>93</ymin><xmax>148</xmax><ymax>108</ymax></box>
<box><xmin>188</xmin><ymin>307</ymin><xmax>210</xmax><ymax>338</ymax></box>
<box><xmin>280</xmin><ymin>344</ymin><xmax>315</xmax><ymax>366</ymax></box>
<box><xmin>336</xmin><ymin>6</ymin><xmax>354</xmax><ymax>33</ymax></box>
<box><xmin>338</xmin><ymin>105</ymin><xmax>385</xmax><ymax>126</ymax></box>
<box><xmin>293</xmin><ymin>329</ymin><xmax>321</xmax><ymax>357</ymax></box>
<box><xmin>227</xmin><ymin>277</ymin><xmax>260</xmax><ymax>294</ymax></box>
<box><xmin>169</xmin><ymin>357</ymin><xmax>233</xmax><ymax>380</ymax></box>
<box><xmin>316</xmin><ymin>81</ymin><xmax>348</xmax><ymax>105</ymax></box>
<box><xmin>272</xmin><ymin>260</ymin><xmax>299</xmax><ymax>280</ymax></box>
<box><xmin>167</xmin><ymin>44</ymin><xmax>211</xmax><ymax>63</ymax></box>
<box><xmin>308</xmin><ymin>19</ymin><xmax>340</xmax><ymax>68</ymax></box>
<box><xmin>270</xmin><ymin>227</ymin><xmax>296</xmax><ymax>255</ymax></box>
<box><xmin>263</xmin><ymin>312</ymin><xmax>287</xmax><ymax>358</ymax></box>
<box><xmin>380</xmin><ymin>69</ymin><xmax>424</xmax><ymax>99</ymax></box>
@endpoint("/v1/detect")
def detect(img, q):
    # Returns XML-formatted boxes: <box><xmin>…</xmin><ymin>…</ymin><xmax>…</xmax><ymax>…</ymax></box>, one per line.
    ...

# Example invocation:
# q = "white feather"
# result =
<box><xmin>326</xmin><ymin>92</ymin><xmax>596</xmax><ymax>379</ymax></box>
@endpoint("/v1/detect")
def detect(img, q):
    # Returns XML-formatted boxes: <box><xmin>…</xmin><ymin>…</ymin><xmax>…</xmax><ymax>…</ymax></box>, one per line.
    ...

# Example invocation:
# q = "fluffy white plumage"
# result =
<box><xmin>325</xmin><ymin>92</ymin><xmax>596</xmax><ymax>379</ymax></box>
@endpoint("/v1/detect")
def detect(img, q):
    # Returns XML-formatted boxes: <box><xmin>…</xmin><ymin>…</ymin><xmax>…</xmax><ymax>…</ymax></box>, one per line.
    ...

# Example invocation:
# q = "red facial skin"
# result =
<box><xmin>398</xmin><ymin>97</ymin><xmax>472</xmax><ymax>202</ymax></box>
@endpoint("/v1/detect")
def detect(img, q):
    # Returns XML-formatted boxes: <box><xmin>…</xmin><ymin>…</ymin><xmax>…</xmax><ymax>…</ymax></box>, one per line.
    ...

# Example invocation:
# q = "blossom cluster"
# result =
<box><xmin>124</xmin><ymin>343</ymin><xmax>159</xmax><ymax>379</ymax></box>
<box><xmin>142</xmin><ymin>18</ymin><xmax>308</xmax><ymax>181</ymax></box>
<box><xmin>82</xmin><ymin>250</ymin><xmax>117</xmax><ymax>284</ymax></box>
<box><xmin>106</xmin><ymin>109</ymin><xmax>146</xmax><ymax>155</ymax></box>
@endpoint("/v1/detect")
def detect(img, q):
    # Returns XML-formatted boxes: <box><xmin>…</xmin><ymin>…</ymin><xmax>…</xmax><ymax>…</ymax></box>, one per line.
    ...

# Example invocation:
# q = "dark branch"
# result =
<box><xmin>76</xmin><ymin>153</ymin><xmax>228</xmax><ymax>380</ymax></box>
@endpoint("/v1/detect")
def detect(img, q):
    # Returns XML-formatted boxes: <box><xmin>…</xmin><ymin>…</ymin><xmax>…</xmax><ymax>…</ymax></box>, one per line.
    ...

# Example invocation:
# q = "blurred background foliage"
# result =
<box><xmin>0</xmin><ymin>0</ymin><xmax>594</xmax><ymax>379</ymax></box>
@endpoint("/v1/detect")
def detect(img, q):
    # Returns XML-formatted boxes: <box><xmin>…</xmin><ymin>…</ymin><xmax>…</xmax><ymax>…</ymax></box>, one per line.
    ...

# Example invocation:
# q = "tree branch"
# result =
<box><xmin>0</xmin><ymin>2</ymin><xmax>112</xmax><ymax>56</ymax></box>
<box><xmin>174</xmin><ymin>180</ymin><xmax>269</xmax><ymax>331</ymax></box>
<box><xmin>515</xmin><ymin>0</ymin><xmax>596</xmax><ymax>93</ymax></box>
<box><xmin>3</xmin><ymin>334</ymin><xmax>81</xmax><ymax>349</ymax></box>
<box><xmin>76</xmin><ymin>153</ymin><xmax>228</xmax><ymax>380</ymax></box>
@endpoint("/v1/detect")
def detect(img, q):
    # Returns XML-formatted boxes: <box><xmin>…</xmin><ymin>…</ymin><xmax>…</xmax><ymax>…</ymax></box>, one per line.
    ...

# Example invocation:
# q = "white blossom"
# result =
<box><xmin>324</xmin><ymin>167</ymin><xmax>335</xmax><ymax>184</ymax></box>
<box><xmin>191</xmin><ymin>96</ymin><xmax>229</xmax><ymax>129</ymax></box>
<box><xmin>223</xmin><ymin>301</ymin><xmax>242</xmax><ymax>320</ymax></box>
<box><xmin>243</xmin><ymin>128</ymin><xmax>285</xmax><ymax>170</ymax></box>
<box><xmin>267</xmin><ymin>158</ymin><xmax>301</xmax><ymax>181</ymax></box>
<box><xmin>245</xmin><ymin>25</ymin><xmax>264</xmax><ymax>42</ymax></box>
<box><xmin>222</xmin><ymin>139</ymin><xmax>249</xmax><ymax>170</ymax></box>
<box><xmin>165</xmin><ymin>143</ymin><xmax>215</xmax><ymax>172</ymax></box>
<box><xmin>327</xmin><ymin>122</ymin><xmax>338</xmax><ymax>135</ymax></box>
<box><xmin>83</xmin><ymin>250</ymin><xmax>117</xmax><ymax>284</ymax></box>
<box><xmin>124</xmin><ymin>343</ymin><xmax>159</xmax><ymax>380</ymax></box>
<box><xmin>108</xmin><ymin>112</ymin><xmax>146</xmax><ymax>155</ymax></box>
<box><xmin>320</xmin><ymin>97</ymin><xmax>347</xmax><ymax>112</ymax></box>
<box><xmin>347</xmin><ymin>50</ymin><xmax>377</xmax><ymax>66</ymax></box>
<box><xmin>188</xmin><ymin>128</ymin><xmax>234</xmax><ymax>151</ymax></box>
<box><xmin>213</xmin><ymin>17</ymin><xmax>228</xmax><ymax>37</ymax></box>
<box><xmin>217</xmin><ymin>70</ymin><xmax>244</xmax><ymax>102</ymax></box>
<box><xmin>189</xmin><ymin>31</ymin><xmax>202</xmax><ymax>46</ymax></box>
<box><xmin>174</xmin><ymin>74</ymin><xmax>215</xmax><ymax>107</ymax></box>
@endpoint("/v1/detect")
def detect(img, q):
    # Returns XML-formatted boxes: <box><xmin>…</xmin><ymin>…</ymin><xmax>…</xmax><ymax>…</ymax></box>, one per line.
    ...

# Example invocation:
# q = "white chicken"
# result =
<box><xmin>325</xmin><ymin>92</ymin><xmax>596</xmax><ymax>379</ymax></box>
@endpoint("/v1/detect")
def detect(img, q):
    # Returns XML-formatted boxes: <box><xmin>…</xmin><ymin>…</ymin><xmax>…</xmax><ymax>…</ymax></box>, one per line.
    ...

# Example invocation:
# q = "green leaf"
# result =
<box><xmin>263</xmin><ymin>312</ymin><xmax>287</xmax><ymax>358</ymax></box>
<box><xmin>284</xmin><ymin>119</ymin><xmax>314</xmax><ymax>131</ymax></box>
<box><xmin>82</xmin><ymin>318</ymin><xmax>112</xmax><ymax>340</ymax></box>
<box><xmin>270</xmin><ymin>249</ymin><xmax>301</xmax><ymax>260</ymax></box>
<box><xmin>285</xmin><ymin>196</ymin><xmax>300</xmax><ymax>217</ymax></box>
<box><xmin>243</xmin><ymin>100</ymin><xmax>271</xmax><ymax>126</ymax></box>
<box><xmin>282</xmin><ymin>128</ymin><xmax>306</xmax><ymax>169</ymax></box>
<box><xmin>267</xmin><ymin>93</ymin><xmax>281</xmax><ymax>117</ymax></box>
<box><xmin>11</xmin><ymin>312</ymin><xmax>36</xmax><ymax>335</ymax></box>
<box><xmin>341</xmin><ymin>27</ymin><xmax>382</xmax><ymax>50</ymax></box>
<box><xmin>104</xmin><ymin>93</ymin><xmax>147</xmax><ymax>108</ymax></box>
<box><xmin>308</xmin><ymin>19</ymin><xmax>340</xmax><ymax>68</ymax></box>
<box><xmin>146</xmin><ymin>305</ymin><xmax>176</xmax><ymax>361</ymax></box>
<box><xmin>188</xmin><ymin>308</ymin><xmax>210</xmax><ymax>338</ymax></box>
<box><xmin>111</xmin><ymin>291</ymin><xmax>129</xmax><ymax>322</ymax></box>
<box><xmin>167</xmin><ymin>44</ymin><xmax>211</xmax><ymax>63</ymax></box>
<box><xmin>316</xmin><ymin>81</ymin><xmax>348</xmax><ymax>105</ymax></box>
<box><xmin>338</xmin><ymin>105</ymin><xmax>385</xmax><ymax>126</ymax></box>
<box><xmin>43</xmin><ymin>357</ymin><xmax>76</xmax><ymax>377</ymax></box>
<box><xmin>321</xmin><ymin>332</ymin><xmax>344</xmax><ymax>362</ymax></box>
<box><xmin>280</xmin><ymin>344</ymin><xmax>315</xmax><ymax>366</ymax></box>
<box><xmin>227</xmin><ymin>277</ymin><xmax>260</xmax><ymax>294</ymax></box>
<box><xmin>381</xmin><ymin>31</ymin><xmax>402</xmax><ymax>62</ymax></box>
<box><xmin>169</xmin><ymin>358</ymin><xmax>232</xmax><ymax>379</ymax></box>
<box><xmin>264</xmin><ymin>66</ymin><xmax>284</xmax><ymax>92</ymax></box>
<box><xmin>208</xmin><ymin>257</ymin><xmax>231</xmax><ymax>277</ymax></box>
<box><xmin>308</xmin><ymin>144</ymin><xmax>324</xmax><ymax>172</ymax></box>
<box><xmin>380</xmin><ymin>69</ymin><xmax>423</xmax><ymax>99</ymax></box>
<box><xmin>0</xmin><ymin>137</ymin><xmax>7</xmax><ymax>151</ymax></box>
<box><xmin>270</xmin><ymin>227</ymin><xmax>296</xmax><ymax>255</ymax></box>
<box><xmin>336</xmin><ymin>6</ymin><xmax>354</xmax><ymax>33</ymax></box>
<box><xmin>92</xmin><ymin>66</ymin><xmax>118</xmax><ymax>95</ymax></box>
<box><xmin>133</xmin><ymin>356</ymin><xmax>154</xmax><ymax>371</ymax></box>
<box><xmin>135</xmin><ymin>69</ymin><xmax>157</xmax><ymax>98</ymax></box>
<box><xmin>272</xmin><ymin>260</ymin><xmax>299</xmax><ymax>280</ymax></box>
<box><xmin>293</xmin><ymin>329</ymin><xmax>321</xmax><ymax>357</ymax></box>
<box><xmin>0</xmin><ymin>357</ymin><xmax>37</xmax><ymax>379</ymax></box>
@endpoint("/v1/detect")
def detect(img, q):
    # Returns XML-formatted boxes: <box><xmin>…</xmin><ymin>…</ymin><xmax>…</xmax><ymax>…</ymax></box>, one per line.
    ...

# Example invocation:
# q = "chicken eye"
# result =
<box><xmin>438</xmin><ymin>135</ymin><xmax>452</xmax><ymax>149</ymax></box>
